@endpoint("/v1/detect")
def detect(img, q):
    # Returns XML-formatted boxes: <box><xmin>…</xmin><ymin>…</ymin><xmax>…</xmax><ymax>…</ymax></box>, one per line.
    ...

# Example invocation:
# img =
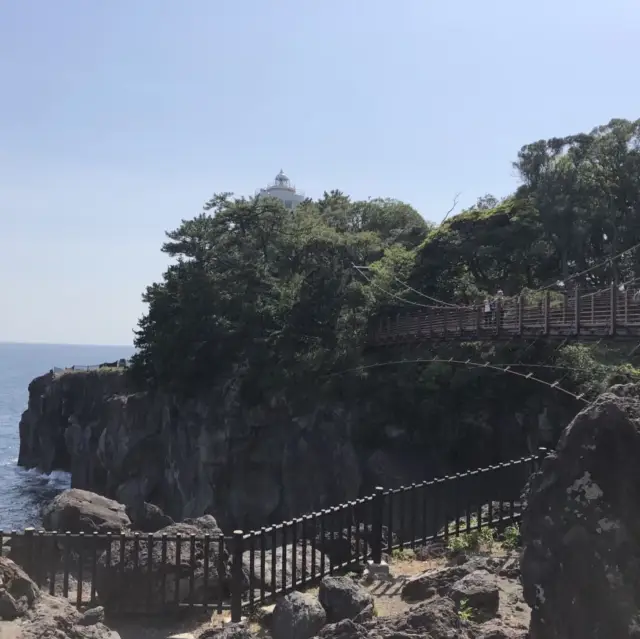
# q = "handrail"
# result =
<box><xmin>371</xmin><ymin>284</ymin><xmax>640</xmax><ymax>344</ymax></box>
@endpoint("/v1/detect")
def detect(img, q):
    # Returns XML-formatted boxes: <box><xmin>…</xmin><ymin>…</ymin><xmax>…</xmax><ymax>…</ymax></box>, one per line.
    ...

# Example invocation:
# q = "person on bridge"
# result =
<box><xmin>484</xmin><ymin>297</ymin><xmax>492</xmax><ymax>326</ymax></box>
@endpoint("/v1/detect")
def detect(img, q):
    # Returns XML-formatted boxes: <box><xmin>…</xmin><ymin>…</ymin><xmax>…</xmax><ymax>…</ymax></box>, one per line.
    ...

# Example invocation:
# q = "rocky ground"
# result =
<box><xmin>103</xmin><ymin>545</ymin><xmax>529</xmax><ymax>639</ymax></box>
<box><xmin>0</xmin><ymin>556</ymin><xmax>117</xmax><ymax>639</ymax></box>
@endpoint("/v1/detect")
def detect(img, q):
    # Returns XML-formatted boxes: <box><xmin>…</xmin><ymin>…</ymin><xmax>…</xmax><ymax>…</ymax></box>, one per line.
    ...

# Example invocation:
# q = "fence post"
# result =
<box><xmin>536</xmin><ymin>447</ymin><xmax>548</xmax><ymax>472</ymax></box>
<box><xmin>517</xmin><ymin>295</ymin><xmax>524</xmax><ymax>336</ymax></box>
<box><xmin>544</xmin><ymin>291</ymin><xmax>550</xmax><ymax>336</ymax></box>
<box><xmin>231</xmin><ymin>530</ymin><xmax>244</xmax><ymax>623</ymax></box>
<box><xmin>23</xmin><ymin>527</ymin><xmax>34</xmax><ymax>575</ymax></box>
<box><xmin>371</xmin><ymin>487</ymin><xmax>384</xmax><ymax>564</ymax></box>
<box><xmin>574</xmin><ymin>286</ymin><xmax>581</xmax><ymax>336</ymax></box>
<box><xmin>610</xmin><ymin>281</ymin><xmax>617</xmax><ymax>336</ymax></box>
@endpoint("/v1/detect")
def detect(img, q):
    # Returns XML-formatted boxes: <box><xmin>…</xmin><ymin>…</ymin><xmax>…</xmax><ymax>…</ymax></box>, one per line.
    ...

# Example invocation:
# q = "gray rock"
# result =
<box><xmin>79</xmin><ymin>605</ymin><xmax>105</xmax><ymax>626</ymax></box>
<box><xmin>497</xmin><ymin>553</ymin><xmax>521</xmax><ymax>580</ymax></box>
<box><xmin>401</xmin><ymin>556</ymin><xmax>490</xmax><ymax>602</ymax></box>
<box><xmin>126</xmin><ymin>501</ymin><xmax>174</xmax><ymax>532</ymax></box>
<box><xmin>521</xmin><ymin>387</ymin><xmax>640</xmax><ymax>639</ymax></box>
<box><xmin>314</xmin><ymin>619</ymin><xmax>369</xmax><ymax>639</ymax></box>
<box><xmin>318</xmin><ymin>576</ymin><xmax>374</xmax><ymax>623</ymax></box>
<box><xmin>0</xmin><ymin>557</ymin><xmax>38</xmax><ymax>619</ymax></box>
<box><xmin>375</xmin><ymin>596</ymin><xmax>467</xmax><ymax>637</ymax></box>
<box><xmin>0</xmin><ymin>557</ymin><xmax>116</xmax><ymax>638</ymax></box>
<box><xmin>450</xmin><ymin>570</ymin><xmax>499</xmax><ymax>621</ymax></box>
<box><xmin>197</xmin><ymin>623</ymin><xmax>254</xmax><ymax>639</ymax></box>
<box><xmin>95</xmin><ymin>516</ymin><xmax>229</xmax><ymax>611</ymax></box>
<box><xmin>272</xmin><ymin>591</ymin><xmax>326</xmax><ymax>639</ymax></box>
<box><xmin>473</xmin><ymin>620</ymin><xmax>528</xmax><ymax>638</ymax></box>
<box><xmin>42</xmin><ymin>488</ymin><xmax>130</xmax><ymax>534</ymax></box>
<box><xmin>243</xmin><ymin>543</ymin><xmax>327</xmax><ymax>592</ymax></box>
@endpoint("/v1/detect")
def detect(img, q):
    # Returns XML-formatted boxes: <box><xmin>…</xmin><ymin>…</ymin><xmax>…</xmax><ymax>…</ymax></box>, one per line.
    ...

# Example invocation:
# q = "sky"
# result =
<box><xmin>1</xmin><ymin>0</ymin><xmax>639</xmax><ymax>346</ymax></box>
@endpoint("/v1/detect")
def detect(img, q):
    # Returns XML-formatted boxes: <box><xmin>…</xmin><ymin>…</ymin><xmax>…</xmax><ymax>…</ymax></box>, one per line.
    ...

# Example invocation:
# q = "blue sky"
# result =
<box><xmin>1</xmin><ymin>0</ymin><xmax>638</xmax><ymax>346</ymax></box>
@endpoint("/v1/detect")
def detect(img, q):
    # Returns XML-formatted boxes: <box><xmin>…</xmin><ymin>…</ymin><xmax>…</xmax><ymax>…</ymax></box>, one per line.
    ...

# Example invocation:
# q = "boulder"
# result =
<box><xmin>0</xmin><ymin>557</ymin><xmax>117</xmax><ymax>638</ymax></box>
<box><xmin>374</xmin><ymin>596</ymin><xmax>467</xmax><ymax>638</ymax></box>
<box><xmin>315</xmin><ymin>524</ymin><xmax>396</xmax><ymax>566</ymax></box>
<box><xmin>521</xmin><ymin>386</ymin><xmax>640</xmax><ymax>639</ymax></box>
<box><xmin>79</xmin><ymin>605</ymin><xmax>105</xmax><ymax>626</ymax></box>
<box><xmin>126</xmin><ymin>501</ymin><xmax>174</xmax><ymax>532</ymax></box>
<box><xmin>315</xmin><ymin>618</ymin><xmax>369</xmax><ymax>639</ymax></box>
<box><xmin>401</xmin><ymin>556</ymin><xmax>491</xmax><ymax>602</ymax></box>
<box><xmin>95</xmin><ymin>515</ymin><xmax>228</xmax><ymax>611</ymax></box>
<box><xmin>318</xmin><ymin>576</ymin><xmax>374</xmax><ymax>623</ymax></box>
<box><xmin>450</xmin><ymin>570</ymin><xmax>500</xmax><ymax>621</ymax></box>
<box><xmin>272</xmin><ymin>591</ymin><xmax>327</xmax><ymax>639</ymax></box>
<box><xmin>197</xmin><ymin>623</ymin><xmax>253</xmax><ymax>639</ymax></box>
<box><xmin>42</xmin><ymin>489</ymin><xmax>130</xmax><ymax>534</ymax></box>
<box><xmin>243</xmin><ymin>543</ymin><xmax>327</xmax><ymax>592</ymax></box>
<box><xmin>0</xmin><ymin>558</ymin><xmax>38</xmax><ymax>620</ymax></box>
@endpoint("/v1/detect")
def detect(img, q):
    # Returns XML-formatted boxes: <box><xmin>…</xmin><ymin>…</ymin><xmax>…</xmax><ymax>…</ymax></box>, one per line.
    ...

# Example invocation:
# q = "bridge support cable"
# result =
<box><xmin>324</xmin><ymin>357</ymin><xmax>592</xmax><ymax>404</ymax></box>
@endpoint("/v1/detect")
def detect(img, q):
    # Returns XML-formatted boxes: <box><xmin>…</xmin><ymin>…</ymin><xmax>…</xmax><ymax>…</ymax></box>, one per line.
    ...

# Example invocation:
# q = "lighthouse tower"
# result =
<box><xmin>257</xmin><ymin>170</ymin><xmax>305</xmax><ymax>210</ymax></box>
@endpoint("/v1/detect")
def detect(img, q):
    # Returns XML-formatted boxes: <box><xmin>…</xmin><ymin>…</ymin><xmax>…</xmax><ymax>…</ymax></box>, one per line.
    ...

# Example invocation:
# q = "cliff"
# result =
<box><xmin>18</xmin><ymin>370</ymin><xmax>437</xmax><ymax>531</ymax></box>
<box><xmin>18</xmin><ymin>366</ymin><xmax>566</xmax><ymax>531</ymax></box>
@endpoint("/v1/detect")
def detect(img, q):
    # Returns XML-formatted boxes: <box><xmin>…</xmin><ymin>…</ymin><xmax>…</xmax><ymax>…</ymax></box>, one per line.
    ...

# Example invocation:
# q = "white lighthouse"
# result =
<box><xmin>257</xmin><ymin>170</ymin><xmax>305</xmax><ymax>210</ymax></box>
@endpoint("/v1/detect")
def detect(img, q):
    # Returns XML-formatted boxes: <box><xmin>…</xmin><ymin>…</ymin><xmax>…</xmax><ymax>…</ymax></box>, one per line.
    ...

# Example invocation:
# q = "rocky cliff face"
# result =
<box><xmin>18</xmin><ymin>370</ymin><xmax>378</xmax><ymax>531</ymax></box>
<box><xmin>521</xmin><ymin>383</ymin><xmax>640</xmax><ymax>638</ymax></box>
<box><xmin>18</xmin><ymin>369</ymin><xmax>554</xmax><ymax>532</ymax></box>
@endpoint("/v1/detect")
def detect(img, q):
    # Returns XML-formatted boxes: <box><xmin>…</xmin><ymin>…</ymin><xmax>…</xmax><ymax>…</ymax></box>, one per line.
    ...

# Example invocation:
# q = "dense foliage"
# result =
<box><xmin>131</xmin><ymin>118</ymin><xmax>640</xmax><ymax>465</ymax></box>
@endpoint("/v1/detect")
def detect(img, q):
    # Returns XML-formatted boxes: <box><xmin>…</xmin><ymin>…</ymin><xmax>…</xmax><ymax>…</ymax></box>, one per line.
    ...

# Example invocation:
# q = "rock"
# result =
<box><xmin>79</xmin><ymin>605</ymin><xmax>105</xmax><ymax>625</ymax></box>
<box><xmin>314</xmin><ymin>619</ymin><xmax>368</xmax><ymax>639</ymax></box>
<box><xmin>95</xmin><ymin>516</ymin><xmax>229</xmax><ymax>610</ymax></box>
<box><xmin>243</xmin><ymin>543</ymin><xmax>327</xmax><ymax>591</ymax></box>
<box><xmin>401</xmin><ymin>556</ymin><xmax>490</xmax><ymax>602</ymax></box>
<box><xmin>473</xmin><ymin>620</ymin><xmax>528</xmax><ymax>638</ymax></box>
<box><xmin>497</xmin><ymin>553</ymin><xmax>520</xmax><ymax>580</ymax></box>
<box><xmin>126</xmin><ymin>501</ymin><xmax>174</xmax><ymax>532</ymax></box>
<box><xmin>16</xmin><ymin>594</ymin><xmax>116</xmax><ymax>638</ymax></box>
<box><xmin>318</xmin><ymin>576</ymin><xmax>374</xmax><ymax>623</ymax></box>
<box><xmin>375</xmin><ymin>596</ymin><xmax>467</xmax><ymax>637</ymax></box>
<box><xmin>521</xmin><ymin>387</ymin><xmax>640</xmax><ymax>639</ymax></box>
<box><xmin>197</xmin><ymin>623</ymin><xmax>254</xmax><ymax>639</ymax></box>
<box><xmin>0</xmin><ymin>558</ymin><xmax>38</xmax><ymax>619</ymax></box>
<box><xmin>272</xmin><ymin>591</ymin><xmax>326</xmax><ymax>639</ymax></box>
<box><xmin>0</xmin><ymin>557</ymin><xmax>116</xmax><ymax>638</ymax></box>
<box><xmin>42</xmin><ymin>488</ymin><xmax>130</xmax><ymax>534</ymax></box>
<box><xmin>315</xmin><ymin>524</ymin><xmax>396</xmax><ymax>567</ymax></box>
<box><xmin>450</xmin><ymin>570</ymin><xmax>500</xmax><ymax>621</ymax></box>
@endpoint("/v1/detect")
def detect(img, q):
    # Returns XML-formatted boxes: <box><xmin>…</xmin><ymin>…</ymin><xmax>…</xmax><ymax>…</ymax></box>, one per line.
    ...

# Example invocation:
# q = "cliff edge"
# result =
<box><xmin>17</xmin><ymin>369</ymin><xmax>367</xmax><ymax>531</ymax></box>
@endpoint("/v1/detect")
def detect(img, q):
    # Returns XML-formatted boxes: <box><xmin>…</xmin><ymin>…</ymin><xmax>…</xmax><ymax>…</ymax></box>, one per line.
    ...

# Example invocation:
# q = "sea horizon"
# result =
<box><xmin>0</xmin><ymin>340</ymin><xmax>134</xmax><ymax>348</ymax></box>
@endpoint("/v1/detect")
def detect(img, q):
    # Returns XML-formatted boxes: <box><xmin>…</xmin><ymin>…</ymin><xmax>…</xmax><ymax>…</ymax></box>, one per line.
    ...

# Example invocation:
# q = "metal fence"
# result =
<box><xmin>51</xmin><ymin>360</ymin><xmax>129</xmax><ymax>374</ymax></box>
<box><xmin>1</xmin><ymin>450</ymin><xmax>545</xmax><ymax>621</ymax></box>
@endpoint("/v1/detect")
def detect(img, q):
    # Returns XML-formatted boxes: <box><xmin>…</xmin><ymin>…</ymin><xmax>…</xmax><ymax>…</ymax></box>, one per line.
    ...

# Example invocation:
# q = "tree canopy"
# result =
<box><xmin>131</xmin><ymin>117</ymin><xmax>640</xmax><ymax>465</ymax></box>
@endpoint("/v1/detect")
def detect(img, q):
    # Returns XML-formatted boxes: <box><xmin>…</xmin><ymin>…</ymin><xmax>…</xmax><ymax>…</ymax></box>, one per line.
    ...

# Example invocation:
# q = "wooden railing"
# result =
<box><xmin>370</xmin><ymin>284</ymin><xmax>640</xmax><ymax>344</ymax></box>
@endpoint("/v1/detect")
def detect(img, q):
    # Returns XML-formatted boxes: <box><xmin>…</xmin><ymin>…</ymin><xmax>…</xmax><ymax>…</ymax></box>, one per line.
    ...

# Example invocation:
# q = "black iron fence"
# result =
<box><xmin>0</xmin><ymin>450</ymin><xmax>545</xmax><ymax>621</ymax></box>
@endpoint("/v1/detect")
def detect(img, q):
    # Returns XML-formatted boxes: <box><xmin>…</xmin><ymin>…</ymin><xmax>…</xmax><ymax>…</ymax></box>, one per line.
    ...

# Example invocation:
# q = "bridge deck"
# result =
<box><xmin>370</xmin><ymin>285</ymin><xmax>640</xmax><ymax>345</ymax></box>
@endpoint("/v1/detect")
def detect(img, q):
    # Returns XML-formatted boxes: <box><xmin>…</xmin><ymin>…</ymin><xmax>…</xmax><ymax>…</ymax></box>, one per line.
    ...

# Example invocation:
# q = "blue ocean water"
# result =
<box><xmin>0</xmin><ymin>342</ymin><xmax>134</xmax><ymax>530</ymax></box>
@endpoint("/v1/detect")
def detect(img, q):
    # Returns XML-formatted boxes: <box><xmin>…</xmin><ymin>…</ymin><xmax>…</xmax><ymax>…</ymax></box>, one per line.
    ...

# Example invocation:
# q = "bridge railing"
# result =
<box><xmin>372</xmin><ymin>284</ymin><xmax>640</xmax><ymax>343</ymax></box>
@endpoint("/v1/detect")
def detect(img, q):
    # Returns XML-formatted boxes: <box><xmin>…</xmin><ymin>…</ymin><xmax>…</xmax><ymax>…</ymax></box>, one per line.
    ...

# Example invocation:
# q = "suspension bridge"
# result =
<box><xmin>369</xmin><ymin>284</ymin><xmax>640</xmax><ymax>345</ymax></box>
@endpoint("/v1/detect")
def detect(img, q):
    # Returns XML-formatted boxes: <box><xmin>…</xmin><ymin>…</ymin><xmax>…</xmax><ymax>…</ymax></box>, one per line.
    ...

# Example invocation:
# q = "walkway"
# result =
<box><xmin>371</xmin><ymin>285</ymin><xmax>640</xmax><ymax>344</ymax></box>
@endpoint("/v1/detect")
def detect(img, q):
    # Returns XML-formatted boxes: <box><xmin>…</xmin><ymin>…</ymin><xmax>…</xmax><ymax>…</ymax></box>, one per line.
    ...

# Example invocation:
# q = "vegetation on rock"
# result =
<box><xmin>131</xmin><ymin>118</ymin><xmax>640</xmax><ymax>467</ymax></box>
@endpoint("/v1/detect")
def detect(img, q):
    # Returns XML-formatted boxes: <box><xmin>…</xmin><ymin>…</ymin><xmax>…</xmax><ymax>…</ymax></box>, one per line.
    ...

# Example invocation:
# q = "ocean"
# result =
<box><xmin>0</xmin><ymin>342</ymin><xmax>134</xmax><ymax>531</ymax></box>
